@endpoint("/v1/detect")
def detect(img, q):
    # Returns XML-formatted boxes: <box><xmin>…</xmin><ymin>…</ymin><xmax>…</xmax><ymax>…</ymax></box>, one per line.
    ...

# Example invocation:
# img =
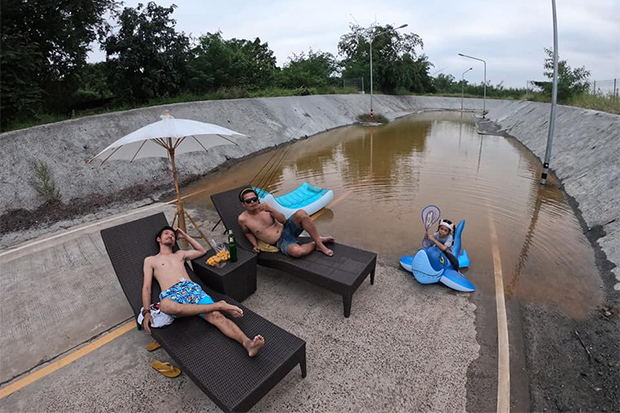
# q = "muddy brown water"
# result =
<box><xmin>183</xmin><ymin>112</ymin><xmax>602</xmax><ymax>319</ymax></box>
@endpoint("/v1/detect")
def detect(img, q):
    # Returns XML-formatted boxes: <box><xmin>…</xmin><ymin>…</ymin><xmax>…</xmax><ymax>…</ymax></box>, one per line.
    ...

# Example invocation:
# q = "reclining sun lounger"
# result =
<box><xmin>211</xmin><ymin>186</ymin><xmax>377</xmax><ymax>318</ymax></box>
<box><xmin>100</xmin><ymin>212</ymin><xmax>306</xmax><ymax>412</ymax></box>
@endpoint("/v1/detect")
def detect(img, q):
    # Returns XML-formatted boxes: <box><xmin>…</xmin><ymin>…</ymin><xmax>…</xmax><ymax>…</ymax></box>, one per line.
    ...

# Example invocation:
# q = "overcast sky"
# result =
<box><xmin>90</xmin><ymin>0</ymin><xmax>620</xmax><ymax>89</ymax></box>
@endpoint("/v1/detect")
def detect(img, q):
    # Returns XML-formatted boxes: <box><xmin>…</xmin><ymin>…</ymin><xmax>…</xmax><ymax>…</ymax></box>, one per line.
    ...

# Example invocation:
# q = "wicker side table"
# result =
<box><xmin>191</xmin><ymin>247</ymin><xmax>257</xmax><ymax>302</ymax></box>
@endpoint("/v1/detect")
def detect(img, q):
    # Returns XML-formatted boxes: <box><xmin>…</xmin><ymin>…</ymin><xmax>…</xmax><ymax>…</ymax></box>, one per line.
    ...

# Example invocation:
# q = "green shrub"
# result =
<box><xmin>357</xmin><ymin>113</ymin><xmax>389</xmax><ymax>124</ymax></box>
<box><xmin>30</xmin><ymin>160</ymin><xmax>62</xmax><ymax>203</ymax></box>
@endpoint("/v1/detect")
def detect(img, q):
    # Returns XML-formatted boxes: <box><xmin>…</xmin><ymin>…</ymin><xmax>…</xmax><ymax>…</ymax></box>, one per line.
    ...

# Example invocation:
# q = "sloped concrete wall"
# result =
<box><xmin>485</xmin><ymin>100</ymin><xmax>619</xmax><ymax>287</ymax></box>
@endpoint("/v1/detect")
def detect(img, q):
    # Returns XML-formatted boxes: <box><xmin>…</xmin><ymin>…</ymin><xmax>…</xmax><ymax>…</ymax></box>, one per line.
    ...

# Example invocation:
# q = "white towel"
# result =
<box><xmin>137</xmin><ymin>303</ymin><xmax>174</xmax><ymax>328</ymax></box>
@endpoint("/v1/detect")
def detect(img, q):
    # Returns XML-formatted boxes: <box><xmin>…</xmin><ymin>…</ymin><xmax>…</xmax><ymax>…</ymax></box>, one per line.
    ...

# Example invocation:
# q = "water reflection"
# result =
<box><xmin>183</xmin><ymin>112</ymin><xmax>601</xmax><ymax>318</ymax></box>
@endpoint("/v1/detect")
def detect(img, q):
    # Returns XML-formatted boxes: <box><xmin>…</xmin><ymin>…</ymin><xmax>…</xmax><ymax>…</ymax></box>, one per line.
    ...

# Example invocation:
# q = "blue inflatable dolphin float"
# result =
<box><xmin>400</xmin><ymin>220</ymin><xmax>475</xmax><ymax>292</ymax></box>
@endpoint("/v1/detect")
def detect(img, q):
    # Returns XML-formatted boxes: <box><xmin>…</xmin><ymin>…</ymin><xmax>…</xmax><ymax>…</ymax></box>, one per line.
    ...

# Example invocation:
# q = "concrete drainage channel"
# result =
<box><xmin>0</xmin><ymin>95</ymin><xmax>618</xmax><ymax>411</ymax></box>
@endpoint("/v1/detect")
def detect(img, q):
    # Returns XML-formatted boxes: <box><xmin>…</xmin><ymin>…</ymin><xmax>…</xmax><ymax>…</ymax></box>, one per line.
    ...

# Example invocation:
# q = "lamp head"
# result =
<box><xmin>396</xmin><ymin>24</ymin><xmax>408</xmax><ymax>29</ymax></box>
<box><xmin>458</xmin><ymin>53</ymin><xmax>464</xmax><ymax>56</ymax></box>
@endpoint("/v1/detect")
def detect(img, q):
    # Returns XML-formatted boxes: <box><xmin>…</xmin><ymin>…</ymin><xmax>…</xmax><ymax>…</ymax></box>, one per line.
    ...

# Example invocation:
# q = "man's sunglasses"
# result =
<box><xmin>243</xmin><ymin>197</ymin><xmax>259</xmax><ymax>204</ymax></box>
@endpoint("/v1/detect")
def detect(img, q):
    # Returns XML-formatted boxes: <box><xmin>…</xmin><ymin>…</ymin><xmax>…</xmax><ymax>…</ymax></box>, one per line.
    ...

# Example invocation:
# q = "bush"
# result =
<box><xmin>357</xmin><ymin>113</ymin><xmax>389</xmax><ymax>124</ymax></box>
<box><xmin>30</xmin><ymin>160</ymin><xmax>62</xmax><ymax>203</ymax></box>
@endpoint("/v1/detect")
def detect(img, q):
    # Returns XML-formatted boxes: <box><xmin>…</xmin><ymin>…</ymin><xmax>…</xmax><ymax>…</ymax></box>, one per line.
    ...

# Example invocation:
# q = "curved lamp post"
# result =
<box><xmin>458</xmin><ymin>53</ymin><xmax>486</xmax><ymax>118</ymax></box>
<box><xmin>461</xmin><ymin>67</ymin><xmax>473</xmax><ymax>112</ymax></box>
<box><xmin>370</xmin><ymin>23</ymin><xmax>408</xmax><ymax>118</ymax></box>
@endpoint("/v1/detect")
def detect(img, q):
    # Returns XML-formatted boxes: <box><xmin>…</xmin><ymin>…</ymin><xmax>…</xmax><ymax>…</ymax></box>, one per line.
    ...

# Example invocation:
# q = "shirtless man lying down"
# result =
<box><xmin>142</xmin><ymin>226</ymin><xmax>264</xmax><ymax>357</ymax></box>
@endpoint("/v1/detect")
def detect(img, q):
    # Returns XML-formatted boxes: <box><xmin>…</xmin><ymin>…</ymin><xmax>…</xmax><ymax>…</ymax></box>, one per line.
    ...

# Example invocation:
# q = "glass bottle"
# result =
<box><xmin>228</xmin><ymin>229</ymin><xmax>237</xmax><ymax>262</ymax></box>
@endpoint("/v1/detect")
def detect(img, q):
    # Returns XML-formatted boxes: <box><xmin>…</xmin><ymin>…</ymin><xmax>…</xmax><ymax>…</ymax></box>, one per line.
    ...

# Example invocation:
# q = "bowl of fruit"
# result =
<box><xmin>206</xmin><ymin>244</ymin><xmax>231</xmax><ymax>268</ymax></box>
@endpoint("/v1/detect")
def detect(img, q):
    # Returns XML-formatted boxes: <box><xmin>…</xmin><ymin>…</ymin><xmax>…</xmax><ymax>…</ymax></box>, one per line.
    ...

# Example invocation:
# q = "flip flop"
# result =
<box><xmin>146</xmin><ymin>341</ymin><xmax>161</xmax><ymax>352</ymax></box>
<box><xmin>151</xmin><ymin>360</ymin><xmax>181</xmax><ymax>378</ymax></box>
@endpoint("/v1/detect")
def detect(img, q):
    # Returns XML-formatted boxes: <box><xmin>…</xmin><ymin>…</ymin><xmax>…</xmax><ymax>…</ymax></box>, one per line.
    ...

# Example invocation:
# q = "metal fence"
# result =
<box><xmin>526</xmin><ymin>79</ymin><xmax>619</xmax><ymax>98</ymax></box>
<box><xmin>343</xmin><ymin>77</ymin><xmax>365</xmax><ymax>94</ymax></box>
<box><xmin>590</xmin><ymin>79</ymin><xmax>618</xmax><ymax>97</ymax></box>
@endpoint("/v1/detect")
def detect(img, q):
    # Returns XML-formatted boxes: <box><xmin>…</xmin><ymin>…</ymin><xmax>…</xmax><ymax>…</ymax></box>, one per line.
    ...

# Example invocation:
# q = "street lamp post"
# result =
<box><xmin>461</xmin><ymin>67</ymin><xmax>473</xmax><ymax>112</ymax></box>
<box><xmin>369</xmin><ymin>23</ymin><xmax>408</xmax><ymax>118</ymax></box>
<box><xmin>458</xmin><ymin>53</ymin><xmax>486</xmax><ymax>118</ymax></box>
<box><xmin>541</xmin><ymin>0</ymin><xmax>559</xmax><ymax>185</ymax></box>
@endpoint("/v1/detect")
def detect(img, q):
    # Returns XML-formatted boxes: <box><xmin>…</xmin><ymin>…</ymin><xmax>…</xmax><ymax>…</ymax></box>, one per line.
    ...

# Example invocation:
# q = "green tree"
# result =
<box><xmin>72</xmin><ymin>62</ymin><xmax>114</xmax><ymax>111</ymax></box>
<box><xmin>187</xmin><ymin>32</ymin><xmax>277</xmax><ymax>94</ymax></box>
<box><xmin>338</xmin><ymin>24</ymin><xmax>428</xmax><ymax>94</ymax></box>
<box><xmin>433</xmin><ymin>73</ymin><xmax>456</xmax><ymax>93</ymax></box>
<box><xmin>0</xmin><ymin>29</ymin><xmax>43</xmax><ymax>128</ymax></box>
<box><xmin>533</xmin><ymin>48</ymin><xmax>590</xmax><ymax>103</ymax></box>
<box><xmin>0</xmin><ymin>0</ymin><xmax>116</xmax><ymax>129</ymax></box>
<box><xmin>104</xmin><ymin>2</ymin><xmax>190</xmax><ymax>103</ymax></box>
<box><xmin>277</xmin><ymin>49</ymin><xmax>338</xmax><ymax>89</ymax></box>
<box><xmin>397</xmin><ymin>54</ymin><xmax>434</xmax><ymax>93</ymax></box>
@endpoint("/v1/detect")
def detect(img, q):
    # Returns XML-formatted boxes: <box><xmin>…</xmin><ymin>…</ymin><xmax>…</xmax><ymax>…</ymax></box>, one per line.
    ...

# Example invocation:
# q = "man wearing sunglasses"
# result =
<box><xmin>238</xmin><ymin>187</ymin><xmax>334</xmax><ymax>257</ymax></box>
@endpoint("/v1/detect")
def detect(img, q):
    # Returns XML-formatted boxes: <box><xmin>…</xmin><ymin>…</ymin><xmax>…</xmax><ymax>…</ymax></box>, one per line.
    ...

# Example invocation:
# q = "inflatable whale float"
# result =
<box><xmin>254</xmin><ymin>182</ymin><xmax>334</xmax><ymax>219</ymax></box>
<box><xmin>400</xmin><ymin>220</ymin><xmax>475</xmax><ymax>292</ymax></box>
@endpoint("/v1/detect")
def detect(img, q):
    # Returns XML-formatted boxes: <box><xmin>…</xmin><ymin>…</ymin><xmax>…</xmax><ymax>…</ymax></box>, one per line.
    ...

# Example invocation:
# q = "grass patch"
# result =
<box><xmin>567</xmin><ymin>94</ymin><xmax>620</xmax><ymax>114</ymax></box>
<box><xmin>357</xmin><ymin>113</ymin><xmax>389</xmax><ymax>124</ymax></box>
<box><xmin>527</xmin><ymin>92</ymin><xmax>620</xmax><ymax>114</ymax></box>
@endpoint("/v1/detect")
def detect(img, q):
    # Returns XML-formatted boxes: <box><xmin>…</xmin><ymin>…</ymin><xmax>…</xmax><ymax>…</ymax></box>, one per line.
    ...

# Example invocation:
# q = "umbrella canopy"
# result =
<box><xmin>89</xmin><ymin>110</ymin><xmax>246</xmax><ymax>164</ymax></box>
<box><xmin>88</xmin><ymin>110</ymin><xmax>248</xmax><ymax>244</ymax></box>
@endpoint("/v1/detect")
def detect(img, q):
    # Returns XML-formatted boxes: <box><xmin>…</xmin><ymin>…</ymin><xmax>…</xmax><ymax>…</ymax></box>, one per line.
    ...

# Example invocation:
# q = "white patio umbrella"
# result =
<box><xmin>89</xmin><ymin>110</ymin><xmax>247</xmax><ymax>244</ymax></box>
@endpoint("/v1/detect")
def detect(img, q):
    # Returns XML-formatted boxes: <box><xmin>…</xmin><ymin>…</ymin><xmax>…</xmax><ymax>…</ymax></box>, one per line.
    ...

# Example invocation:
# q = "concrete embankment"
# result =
<box><xmin>1</xmin><ymin>95</ymin><xmax>618</xmax><ymax>282</ymax></box>
<box><xmin>485</xmin><ymin>101</ymin><xmax>619</xmax><ymax>289</ymax></box>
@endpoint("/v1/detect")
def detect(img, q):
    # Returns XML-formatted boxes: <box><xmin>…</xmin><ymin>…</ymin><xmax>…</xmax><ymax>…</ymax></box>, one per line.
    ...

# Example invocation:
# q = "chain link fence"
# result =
<box><xmin>342</xmin><ymin>77</ymin><xmax>365</xmax><ymax>94</ymax></box>
<box><xmin>590</xmin><ymin>79</ymin><xmax>618</xmax><ymax>97</ymax></box>
<box><xmin>526</xmin><ymin>79</ymin><xmax>618</xmax><ymax>99</ymax></box>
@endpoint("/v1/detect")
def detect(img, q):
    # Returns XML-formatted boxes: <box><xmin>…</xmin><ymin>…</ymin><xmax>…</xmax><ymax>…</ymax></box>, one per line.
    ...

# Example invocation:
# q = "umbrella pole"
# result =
<box><xmin>169</xmin><ymin>148</ymin><xmax>191</xmax><ymax>249</ymax></box>
<box><xmin>168</xmin><ymin>147</ymin><xmax>211</xmax><ymax>249</ymax></box>
<box><xmin>169</xmin><ymin>148</ymin><xmax>187</xmax><ymax>235</ymax></box>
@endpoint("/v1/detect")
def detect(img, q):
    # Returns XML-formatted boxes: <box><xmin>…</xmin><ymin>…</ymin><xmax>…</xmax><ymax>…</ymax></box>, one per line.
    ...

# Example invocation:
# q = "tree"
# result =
<box><xmin>433</xmin><ymin>73</ymin><xmax>456</xmax><ymax>93</ymax></box>
<box><xmin>0</xmin><ymin>29</ymin><xmax>43</xmax><ymax>128</ymax></box>
<box><xmin>0</xmin><ymin>0</ymin><xmax>116</xmax><ymax>128</ymax></box>
<box><xmin>397</xmin><ymin>54</ymin><xmax>434</xmax><ymax>93</ymax></box>
<box><xmin>187</xmin><ymin>32</ymin><xmax>278</xmax><ymax>94</ymax></box>
<box><xmin>338</xmin><ymin>24</ymin><xmax>428</xmax><ymax>94</ymax></box>
<box><xmin>104</xmin><ymin>2</ymin><xmax>190</xmax><ymax>103</ymax></box>
<box><xmin>278</xmin><ymin>49</ymin><xmax>338</xmax><ymax>89</ymax></box>
<box><xmin>533</xmin><ymin>48</ymin><xmax>590</xmax><ymax>103</ymax></box>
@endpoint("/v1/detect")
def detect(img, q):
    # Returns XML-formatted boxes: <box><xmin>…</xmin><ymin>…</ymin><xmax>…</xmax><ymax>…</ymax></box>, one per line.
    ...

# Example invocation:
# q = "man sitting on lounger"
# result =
<box><xmin>238</xmin><ymin>187</ymin><xmax>334</xmax><ymax>257</ymax></box>
<box><xmin>142</xmin><ymin>226</ymin><xmax>265</xmax><ymax>357</ymax></box>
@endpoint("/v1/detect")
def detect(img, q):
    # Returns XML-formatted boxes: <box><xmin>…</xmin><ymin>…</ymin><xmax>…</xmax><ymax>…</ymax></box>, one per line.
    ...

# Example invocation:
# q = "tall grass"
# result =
<box><xmin>567</xmin><ymin>94</ymin><xmax>620</xmax><ymax>114</ymax></box>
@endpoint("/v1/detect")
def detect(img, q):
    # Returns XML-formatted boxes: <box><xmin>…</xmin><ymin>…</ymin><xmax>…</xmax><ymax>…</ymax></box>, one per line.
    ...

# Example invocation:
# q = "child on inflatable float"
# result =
<box><xmin>426</xmin><ymin>219</ymin><xmax>460</xmax><ymax>271</ymax></box>
<box><xmin>400</xmin><ymin>207</ymin><xmax>475</xmax><ymax>292</ymax></box>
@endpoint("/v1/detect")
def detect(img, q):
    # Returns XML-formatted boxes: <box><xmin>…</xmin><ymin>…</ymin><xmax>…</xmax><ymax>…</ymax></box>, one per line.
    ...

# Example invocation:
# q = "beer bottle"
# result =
<box><xmin>228</xmin><ymin>229</ymin><xmax>237</xmax><ymax>262</ymax></box>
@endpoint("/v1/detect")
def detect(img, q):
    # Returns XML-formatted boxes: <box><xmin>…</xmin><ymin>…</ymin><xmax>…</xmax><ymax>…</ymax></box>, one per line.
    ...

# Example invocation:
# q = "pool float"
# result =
<box><xmin>254</xmin><ymin>182</ymin><xmax>334</xmax><ymax>219</ymax></box>
<box><xmin>399</xmin><ymin>206</ymin><xmax>474</xmax><ymax>292</ymax></box>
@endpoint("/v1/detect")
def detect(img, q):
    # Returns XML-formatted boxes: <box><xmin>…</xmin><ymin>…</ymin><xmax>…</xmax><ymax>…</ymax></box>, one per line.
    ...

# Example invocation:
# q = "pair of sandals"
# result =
<box><xmin>147</xmin><ymin>341</ymin><xmax>181</xmax><ymax>378</ymax></box>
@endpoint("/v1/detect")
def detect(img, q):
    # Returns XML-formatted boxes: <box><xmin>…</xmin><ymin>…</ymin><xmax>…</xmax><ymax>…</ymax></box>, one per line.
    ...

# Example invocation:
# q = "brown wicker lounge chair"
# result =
<box><xmin>100</xmin><ymin>212</ymin><xmax>306</xmax><ymax>412</ymax></box>
<box><xmin>211</xmin><ymin>186</ymin><xmax>377</xmax><ymax>318</ymax></box>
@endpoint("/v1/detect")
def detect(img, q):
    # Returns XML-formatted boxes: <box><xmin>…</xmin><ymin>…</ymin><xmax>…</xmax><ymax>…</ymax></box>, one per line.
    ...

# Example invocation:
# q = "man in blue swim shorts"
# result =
<box><xmin>238</xmin><ymin>187</ymin><xmax>334</xmax><ymax>257</ymax></box>
<box><xmin>142</xmin><ymin>225</ymin><xmax>265</xmax><ymax>357</ymax></box>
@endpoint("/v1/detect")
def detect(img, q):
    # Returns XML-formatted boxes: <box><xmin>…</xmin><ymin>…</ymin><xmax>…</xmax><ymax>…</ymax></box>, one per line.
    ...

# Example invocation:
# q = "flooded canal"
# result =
<box><xmin>184</xmin><ymin>112</ymin><xmax>602</xmax><ymax>319</ymax></box>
